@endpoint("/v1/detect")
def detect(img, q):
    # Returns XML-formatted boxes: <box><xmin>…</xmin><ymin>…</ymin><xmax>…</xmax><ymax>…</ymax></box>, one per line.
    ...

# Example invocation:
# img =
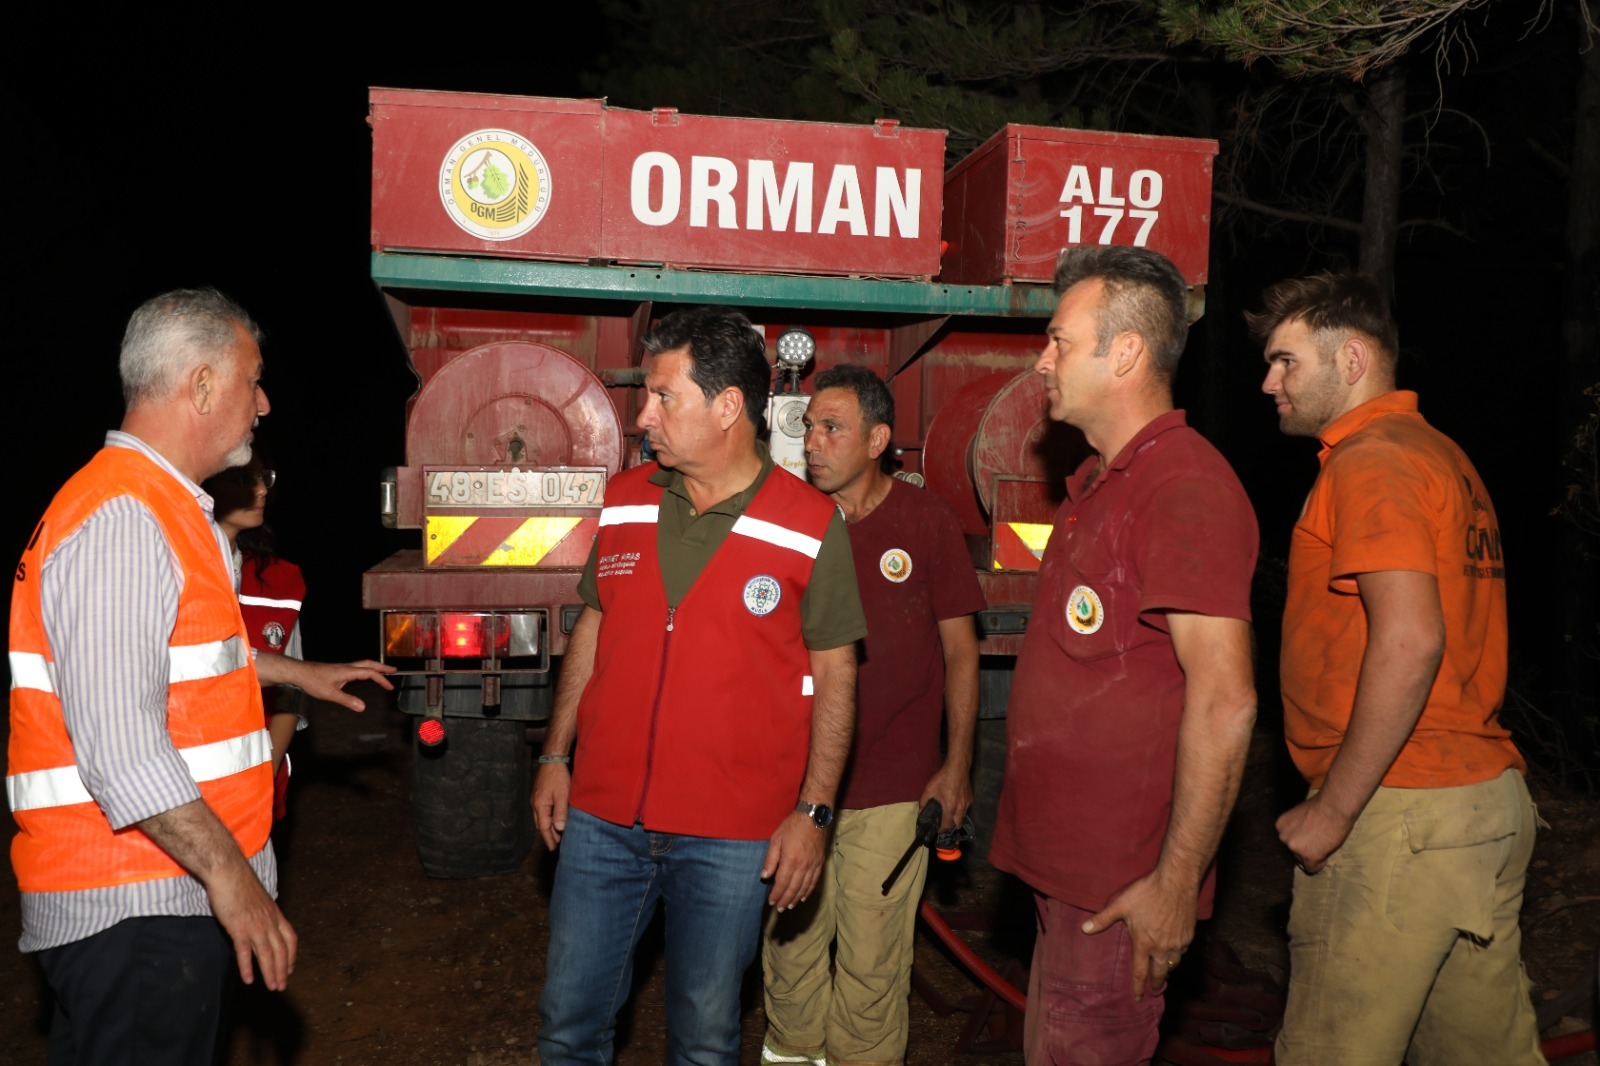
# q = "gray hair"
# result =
<box><xmin>119</xmin><ymin>288</ymin><xmax>262</xmax><ymax>407</ymax></box>
<box><xmin>1053</xmin><ymin>246</ymin><xmax>1188</xmax><ymax>377</ymax></box>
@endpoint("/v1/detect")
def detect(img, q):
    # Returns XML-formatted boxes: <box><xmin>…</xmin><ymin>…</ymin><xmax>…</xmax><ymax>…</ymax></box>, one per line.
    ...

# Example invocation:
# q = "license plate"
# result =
<box><xmin>425</xmin><ymin>468</ymin><xmax>605</xmax><ymax>509</ymax></box>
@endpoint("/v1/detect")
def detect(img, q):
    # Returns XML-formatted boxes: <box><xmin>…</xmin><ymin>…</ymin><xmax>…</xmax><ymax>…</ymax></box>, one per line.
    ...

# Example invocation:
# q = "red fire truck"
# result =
<box><xmin>363</xmin><ymin>89</ymin><xmax>1217</xmax><ymax>877</ymax></box>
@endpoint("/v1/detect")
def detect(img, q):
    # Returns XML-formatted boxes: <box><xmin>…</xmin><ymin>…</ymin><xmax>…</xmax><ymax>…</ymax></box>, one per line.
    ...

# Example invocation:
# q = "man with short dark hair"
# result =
<box><xmin>1252</xmin><ymin>273</ymin><xmax>1542</xmax><ymax>1065</ymax></box>
<box><xmin>991</xmin><ymin>246</ymin><xmax>1258</xmax><ymax>1064</ymax></box>
<box><xmin>533</xmin><ymin>306</ymin><xmax>866</xmax><ymax>1066</ymax></box>
<box><xmin>762</xmin><ymin>365</ymin><xmax>984</xmax><ymax>1066</ymax></box>
<box><xmin>9</xmin><ymin>288</ymin><xmax>393</xmax><ymax>1066</ymax></box>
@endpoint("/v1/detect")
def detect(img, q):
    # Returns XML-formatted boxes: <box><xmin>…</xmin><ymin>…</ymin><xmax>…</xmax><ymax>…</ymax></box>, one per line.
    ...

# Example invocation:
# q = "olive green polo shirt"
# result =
<box><xmin>577</xmin><ymin>446</ymin><xmax>866</xmax><ymax>650</ymax></box>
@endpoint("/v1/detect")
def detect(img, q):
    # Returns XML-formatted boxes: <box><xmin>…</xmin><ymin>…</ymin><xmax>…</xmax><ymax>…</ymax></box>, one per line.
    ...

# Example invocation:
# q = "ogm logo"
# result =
<box><xmin>879</xmin><ymin>549</ymin><xmax>912</xmax><ymax>583</ymax></box>
<box><xmin>1065</xmin><ymin>585</ymin><xmax>1104</xmax><ymax>635</ymax></box>
<box><xmin>440</xmin><ymin>129</ymin><xmax>552</xmax><ymax>241</ymax></box>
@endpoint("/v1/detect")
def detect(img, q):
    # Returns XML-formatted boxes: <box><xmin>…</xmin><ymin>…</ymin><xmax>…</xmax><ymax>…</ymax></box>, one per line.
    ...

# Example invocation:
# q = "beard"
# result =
<box><xmin>1277</xmin><ymin>365</ymin><xmax>1344</xmax><ymax>438</ymax></box>
<box><xmin>222</xmin><ymin>437</ymin><xmax>254</xmax><ymax>470</ymax></box>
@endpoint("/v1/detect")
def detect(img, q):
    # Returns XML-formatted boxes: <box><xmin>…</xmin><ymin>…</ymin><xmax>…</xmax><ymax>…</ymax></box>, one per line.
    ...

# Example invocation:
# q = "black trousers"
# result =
<box><xmin>36</xmin><ymin>915</ymin><xmax>235</xmax><ymax>1066</ymax></box>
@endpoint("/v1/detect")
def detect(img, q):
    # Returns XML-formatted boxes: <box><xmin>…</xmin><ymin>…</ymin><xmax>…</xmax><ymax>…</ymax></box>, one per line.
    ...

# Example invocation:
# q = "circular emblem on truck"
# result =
<box><xmin>262</xmin><ymin>621</ymin><xmax>286</xmax><ymax>650</ymax></box>
<box><xmin>1065</xmin><ymin>585</ymin><xmax>1104</xmax><ymax>635</ymax></box>
<box><xmin>743</xmin><ymin>575</ymin><xmax>782</xmax><ymax>616</ymax></box>
<box><xmin>439</xmin><ymin>130</ymin><xmax>552</xmax><ymax>241</ymax></box>
<box><xmin>879</xmin><ymin>549</ymin><xmax>912</xmax><ymax>583</ymax></box>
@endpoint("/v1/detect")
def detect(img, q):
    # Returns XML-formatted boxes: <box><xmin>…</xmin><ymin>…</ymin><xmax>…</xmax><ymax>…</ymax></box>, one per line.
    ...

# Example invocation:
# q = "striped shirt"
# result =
<box><xmin>18</xmin><ymin>431</ymin><xmax>276</xmax><ymax>953</ymax></box>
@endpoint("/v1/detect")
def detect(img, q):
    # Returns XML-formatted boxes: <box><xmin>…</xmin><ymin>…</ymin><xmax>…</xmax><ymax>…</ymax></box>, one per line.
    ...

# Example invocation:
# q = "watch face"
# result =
<box><xmin>811</xmin><ymin>804</ymin><xmax>834</xmax><ymax>829</ymax></box>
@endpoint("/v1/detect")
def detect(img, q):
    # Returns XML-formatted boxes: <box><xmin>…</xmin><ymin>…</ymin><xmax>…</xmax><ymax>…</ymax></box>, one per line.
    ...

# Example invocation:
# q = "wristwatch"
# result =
<box><xmin>795</xmin><ymin>800</ymin><xmax>834</xmax><ymax>829</ymax></box>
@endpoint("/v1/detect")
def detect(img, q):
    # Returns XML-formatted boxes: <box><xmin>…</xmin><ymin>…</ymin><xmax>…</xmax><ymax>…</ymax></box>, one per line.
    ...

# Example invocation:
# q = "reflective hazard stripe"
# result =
<box><xmin>802</xmin><ymin>675</ymin><xmax>814</xmax><ymax>696</ymax></box>
<box><xmin>168</xmin><ymin>635</ymin><xmax>251</xmax><ymax>684</ymax></box>
<box><xmin>8</xmin><ymin>652</ymin><xmax>55</xmax><ymax>693</ymax></box>
<box><xmin>6</xmin><ymin>729</ymin><xmax>272</xmax><ymax>813</ymax></box>
<box><xmin>599</xmin><ymin>505</ymin><xmax>661</xmax><ymax>527</ymax></box>
<box><xmin>239</xmin><ymin>594</ymin><xmax>303</xmax><ymax>610</ymax></box>
<box><xmin>731</xmin><ymin>515</ymin><xmax>822</xmax><ymax>560</ymax></box>
<box><xmin>426</xmin><ymin>515</ymin><xmax>592</xmax><ymax>566</ymax></box>
<box><xmin>991</xmin><ymin>521</ymin><xmax>1053</xmax><ymax>572</ymax></box>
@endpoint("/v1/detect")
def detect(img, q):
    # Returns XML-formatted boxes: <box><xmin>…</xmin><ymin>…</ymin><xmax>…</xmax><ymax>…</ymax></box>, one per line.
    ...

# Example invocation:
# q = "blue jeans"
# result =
<box><xmin>538</xmin><ymin>807</ymin><xmax>772</xmax><ymax>1066</ymax></box>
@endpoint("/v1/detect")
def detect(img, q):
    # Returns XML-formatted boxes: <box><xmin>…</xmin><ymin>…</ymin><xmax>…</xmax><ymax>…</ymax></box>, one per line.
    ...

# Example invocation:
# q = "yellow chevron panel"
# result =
<box><xmin>1007</xmin><ymin>522</ymin><xmax>1054</xmax><ymax>556</ymax></box>
<box><xmin>425</xmin><ymin>516</ymin><xmax>480</xmax><ymax>563</ymax></box>
<box><xmin>481</xmin><ymin>517</ymin><xmax>584</xmax><ymax>566</ymax></box>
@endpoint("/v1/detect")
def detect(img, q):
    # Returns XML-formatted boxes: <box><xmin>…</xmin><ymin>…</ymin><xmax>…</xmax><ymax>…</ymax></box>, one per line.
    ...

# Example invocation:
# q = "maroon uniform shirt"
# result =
<box><xmin>837</xmin><ymin>480</ymin><xmax>987</xmax><ymax>810</ymax></box>
<box><xmin>990</xmin><ymin>411</ymin><xmax>1257</xmax><ymax>915</ymax></box>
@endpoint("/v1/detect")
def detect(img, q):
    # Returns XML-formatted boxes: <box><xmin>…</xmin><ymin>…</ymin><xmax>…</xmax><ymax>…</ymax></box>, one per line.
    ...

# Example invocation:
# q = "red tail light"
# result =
<box><xmin>382</xmin><ymin>611</ymin><xmax>541</xmax><ymax>661</ymax></box>
<box><xmin>438</xmin><ymin>613</ymin><xmax>509</xmax><ymax>658</ymax></box>
<box><xmin>418</xmin><ymin>718</ymin><xmax>446</xmax><ymax>747</ymax></box>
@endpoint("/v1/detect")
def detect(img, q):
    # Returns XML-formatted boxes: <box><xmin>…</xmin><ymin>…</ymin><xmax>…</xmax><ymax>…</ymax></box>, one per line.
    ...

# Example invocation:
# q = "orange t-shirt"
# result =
<box><xmin>1280</xmin><ymin>391</ymin><xmax>1523</xmax><ymax>789</ymax></box>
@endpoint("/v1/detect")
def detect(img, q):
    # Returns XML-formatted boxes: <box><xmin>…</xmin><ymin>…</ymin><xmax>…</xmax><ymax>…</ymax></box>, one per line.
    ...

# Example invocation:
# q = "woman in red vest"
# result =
<box><xmin>204</xmin><ymin>453</ymin><xmax>306</xmax><ymax>820</ymax></box>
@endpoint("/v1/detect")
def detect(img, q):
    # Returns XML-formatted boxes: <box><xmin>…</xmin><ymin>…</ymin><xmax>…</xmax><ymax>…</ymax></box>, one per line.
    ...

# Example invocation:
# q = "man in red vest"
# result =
<box><xmin>533</xmin><ymin>306</ymin><xmax>866</xmax><ymax>1066</ymax></box>
<box><xmin>8</xmin><ymin>288</ymin><xmax>393</xmax><ymax>1065</ymax></box>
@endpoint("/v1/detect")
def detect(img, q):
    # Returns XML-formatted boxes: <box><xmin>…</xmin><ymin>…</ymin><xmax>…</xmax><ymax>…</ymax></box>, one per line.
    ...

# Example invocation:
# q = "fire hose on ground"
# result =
<box><xmin>915</xmin><ymin>898</ymin><xmax>1597</xmax><ymax>1062</ymax></box>
<box><xmin>894</xmin><ymin>804</ymin><xmax>1598</xmax><ymax>1065</ymax></box>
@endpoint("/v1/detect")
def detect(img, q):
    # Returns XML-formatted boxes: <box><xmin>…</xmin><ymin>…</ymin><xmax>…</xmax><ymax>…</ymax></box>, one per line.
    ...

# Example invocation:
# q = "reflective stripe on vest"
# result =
<box><xmin>168</xmin><ymin>635</ymin><xmax>250</xmax><ymax>684</ymax></box>
<box><xmin>730</xmin><ymin>514</ymin><xmax>822</xmax><ymax>559</ymax></box>
<box><xmin>10</xmin><ymin>640</ymin><xmax>248</xmax><ymax>693</ymax></box>
<box><xmin>599</xmin><ymin>504</ymin><xmax>660</xmax><ymax>527</ymax></box>
<box><xmin>8</xmin><ymin>651</ymin><xmax>53</xmax><ymax>692</ymax></box>
<box><xmin>7</xmin><ymin>728</ymin><xmax>272</xmax><ymax>812</ymax></box>
<box><xmin>239</xmin><ymin>593</ymin><xmax>303</xmax><ymax>610</ymax></box>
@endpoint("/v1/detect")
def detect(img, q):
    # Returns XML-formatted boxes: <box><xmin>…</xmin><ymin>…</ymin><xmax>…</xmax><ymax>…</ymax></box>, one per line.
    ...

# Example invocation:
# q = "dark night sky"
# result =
<box><xmin>4</xmin><ymin>14</ymin><xmax>1590</xmax><ymax>679</ymax></box>
<box><xmin>4</xmin><ymin>18</ymin><xmax>610</xmax><ymax>660</ymax></box>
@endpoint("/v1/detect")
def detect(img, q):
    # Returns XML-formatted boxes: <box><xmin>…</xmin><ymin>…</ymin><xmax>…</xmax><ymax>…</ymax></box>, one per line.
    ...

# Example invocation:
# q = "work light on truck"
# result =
<box><xmin>775</xmin><ymin>327</ymin><xmax>816</xmax><ymax>369</ymax></box>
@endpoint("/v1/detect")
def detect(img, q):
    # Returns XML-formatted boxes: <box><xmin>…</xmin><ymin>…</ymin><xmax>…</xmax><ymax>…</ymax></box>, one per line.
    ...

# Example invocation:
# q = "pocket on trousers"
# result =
<box><xmin>1402</xmin><ymin>804</ymin><xmax>1515</xmax><ymax>853</ymax></box>
<box><xmin>1386</xmin><ymin>804</ymin><xmax>1512</xmax><ymax>940</ymax></box>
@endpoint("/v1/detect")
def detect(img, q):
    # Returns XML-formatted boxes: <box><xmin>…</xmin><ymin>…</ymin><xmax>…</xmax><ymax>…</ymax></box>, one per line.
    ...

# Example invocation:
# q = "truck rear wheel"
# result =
<box><xmin>412</xmin><ymin>716</ymin><xmax>534</xmax><ymax>878</ymax></box>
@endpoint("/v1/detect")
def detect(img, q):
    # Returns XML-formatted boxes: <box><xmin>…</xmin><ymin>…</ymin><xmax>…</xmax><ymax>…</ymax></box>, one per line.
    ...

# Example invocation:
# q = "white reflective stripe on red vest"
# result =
<box><xmin>802</xmin><ymin>675</ymin><xmax>814</xmax><ymax>696</ymax></box>
<box><xmin>8</xmin><ymin>651</ymin><xmax>54</xmax><ymax>693</ymax></box>
<box><xmin>730</xmin><ymin>514</ymin><xmax>823</xmax><ymax>559</ymax></box>
<box><xmin>599</xmin><ymin>504</ymin><xmax>660</xmax><ymax>527</ymax></box>
<box><xmin>238</xmin><ymin>593</ymin><xmax>303</xmax><ymax>610</ymax></box>
<box><xmin>167</xmin><ymin>635</ymin><xmax>250</xmax><ymax>685</ymax></box>
<box><xmin>6</xmin><ymin>728</ymin><xmax>272</xmax><ymax>813</ymax></box>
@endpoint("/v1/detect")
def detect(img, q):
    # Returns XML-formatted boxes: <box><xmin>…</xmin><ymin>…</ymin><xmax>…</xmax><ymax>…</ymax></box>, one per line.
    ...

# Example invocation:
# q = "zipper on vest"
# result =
<box><xmin>635</xmin><ymin>605</ymin><xmax>676</xmax><ymax>822</ymax></box>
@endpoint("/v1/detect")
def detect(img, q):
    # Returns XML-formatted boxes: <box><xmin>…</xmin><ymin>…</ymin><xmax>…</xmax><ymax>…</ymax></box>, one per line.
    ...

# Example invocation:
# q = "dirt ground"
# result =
<box><xmin>1</xmin><ymin>689</ymin><xmax>1595</xmax><ymax>1065</ymax></box>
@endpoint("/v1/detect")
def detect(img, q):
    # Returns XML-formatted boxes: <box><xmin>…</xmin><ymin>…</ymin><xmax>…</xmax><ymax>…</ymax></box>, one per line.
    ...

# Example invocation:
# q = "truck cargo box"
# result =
<box><xmin>941</xmin><ymin>124</ymin><xmax>1218</xmax><ymax>287</ymax></box>
<box><xmin>371</xmin><ymin>89</ymin><xmax>946</xmax><ymax>279</ymax></box>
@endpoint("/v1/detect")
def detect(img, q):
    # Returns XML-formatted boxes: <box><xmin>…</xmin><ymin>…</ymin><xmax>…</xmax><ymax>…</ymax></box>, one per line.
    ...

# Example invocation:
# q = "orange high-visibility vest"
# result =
<box><xmin>8</xmin><ymin>447</ymin><xmax>271</xmax><ymax>893</ymax></box>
